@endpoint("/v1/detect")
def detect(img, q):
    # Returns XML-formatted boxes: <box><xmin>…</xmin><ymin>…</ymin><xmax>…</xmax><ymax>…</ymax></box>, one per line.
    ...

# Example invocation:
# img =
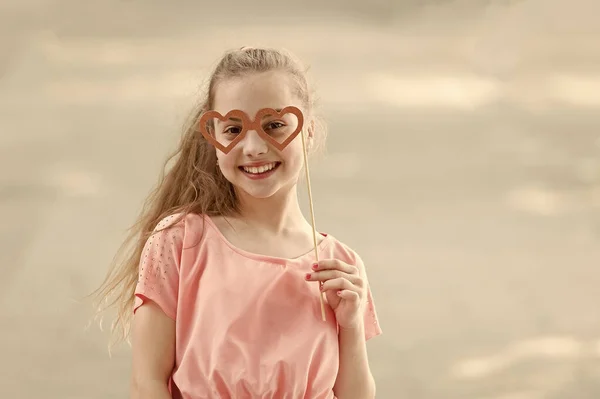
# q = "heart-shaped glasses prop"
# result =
<box><xmin>198</xmin><ymin>106</ymin><xmax>327</xmax><ymax>321</ymax></box>
<box><xmin>198</xmin><ymin>106</ymin><xmax>304</xmax><ymax>154</ymax></box>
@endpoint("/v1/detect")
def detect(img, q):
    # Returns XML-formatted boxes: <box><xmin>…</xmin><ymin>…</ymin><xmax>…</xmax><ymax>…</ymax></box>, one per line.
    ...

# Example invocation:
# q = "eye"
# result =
<box><xmin>223</xmin><ymin>126</ymin><xmax>242</xmax><ymax>135</ymax></box>
<box><xmin>265</xmin><ymin>121</ymin><xmax>285</xmax><ymax>131</ymax></box>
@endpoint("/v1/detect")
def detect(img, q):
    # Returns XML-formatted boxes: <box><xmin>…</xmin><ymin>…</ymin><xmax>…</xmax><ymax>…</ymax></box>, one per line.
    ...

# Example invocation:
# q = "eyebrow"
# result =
<box><xmin>261</xmin><ymin>109</ymin><xmax>284</xmax><ymax>118</ymax></box>
<box><xmin>215</xmin><ymin>108</ymin><xmax>285</xmax><ymax>124</ymax></box>
<box><xmin>215</xmin><ymin>117</ymin><xmax>243</xmax><ymax>124</ymax></box>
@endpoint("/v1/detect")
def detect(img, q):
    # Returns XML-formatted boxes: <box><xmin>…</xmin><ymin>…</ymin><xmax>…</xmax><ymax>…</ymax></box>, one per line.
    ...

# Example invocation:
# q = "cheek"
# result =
<box><xmin>217</xmin><ymin>153</ymin><xmax>237</xmax><ymax>170</ymax></box>
<box><xmin>281</xmin><ymin>141</ymin><xmax>305</xmax><ymax>164</ymax></box>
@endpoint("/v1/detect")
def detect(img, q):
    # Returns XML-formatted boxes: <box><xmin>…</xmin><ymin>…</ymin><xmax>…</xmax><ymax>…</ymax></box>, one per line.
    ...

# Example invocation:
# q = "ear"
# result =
<box><xmin>307</xmin><ymin>118</ymin><xmax>315</xmax><ymax>139</ymax></box>
<box><xmin>304</xmin><ymin>119</ymin><xmax>316</xmax><ymax>150</ymax></box>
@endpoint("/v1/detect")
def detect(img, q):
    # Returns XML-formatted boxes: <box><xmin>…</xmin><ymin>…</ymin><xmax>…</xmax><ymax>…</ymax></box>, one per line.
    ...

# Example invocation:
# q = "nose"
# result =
<box><xmin>241</xmin><ymin>130</ymin><xmax>268</xmax><ymax>157</ymax></box>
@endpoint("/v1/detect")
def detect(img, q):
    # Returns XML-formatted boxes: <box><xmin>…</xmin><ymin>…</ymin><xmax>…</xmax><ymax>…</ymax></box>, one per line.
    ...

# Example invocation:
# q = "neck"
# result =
<box><xmin>235</xmin><ymin>186</ymin><xmax>309</xmax><ymax>234</ymax></box>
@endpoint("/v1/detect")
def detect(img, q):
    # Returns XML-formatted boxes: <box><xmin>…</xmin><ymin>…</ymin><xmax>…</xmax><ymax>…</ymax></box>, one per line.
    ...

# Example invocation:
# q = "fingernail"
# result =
<box><xmin>312</xmin><ymin>263</ymin><xmax>319</xmax><ymax>270</ymax></box>
<box><xmin>305</xmin><ymin>273</ymin><xmax>311</xmax><ymax>280</ymax></box>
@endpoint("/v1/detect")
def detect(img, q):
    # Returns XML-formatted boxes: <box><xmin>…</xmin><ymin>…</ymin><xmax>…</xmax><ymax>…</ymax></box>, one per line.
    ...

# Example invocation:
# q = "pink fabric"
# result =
<box><xmin>134</xmin><ymin>213</ymin><xmax>382</xmax><ymax>399</ymax></box>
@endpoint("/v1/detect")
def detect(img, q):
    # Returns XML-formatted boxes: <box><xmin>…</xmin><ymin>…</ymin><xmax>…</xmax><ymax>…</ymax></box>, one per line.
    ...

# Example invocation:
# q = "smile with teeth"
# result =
<box><xmin>240</xmin><ymin>162</ymin><xmax>280</xmax><ymax>174</ymax></box>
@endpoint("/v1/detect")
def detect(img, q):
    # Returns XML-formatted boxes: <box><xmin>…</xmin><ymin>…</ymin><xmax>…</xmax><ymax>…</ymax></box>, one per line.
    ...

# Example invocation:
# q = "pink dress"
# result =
<box><xmin>134</xmin><ymin>213</ymin><xmax>382</xmax><ymax>399</ymax></box>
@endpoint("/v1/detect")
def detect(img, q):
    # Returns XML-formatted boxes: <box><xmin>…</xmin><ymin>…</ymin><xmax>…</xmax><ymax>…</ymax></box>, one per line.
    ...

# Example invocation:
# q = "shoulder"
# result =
<box><xmin>150</xmin><ymin>212</ymin><xmax>209</xmax><ymax>244</ymax></box>
<box><xmin>323</xmin><ymin>234</ymin><xmax>365</xmax><ymax>268</ymax></box>
<box><xmin>152</xmin><ymin>213</ymin><xmax>185</xmax><ymax>232</ymax></box>
<box><xmin>323</xmin><ymin>234</ymin><xmax>375</xmax><ymax>289</ymax></box>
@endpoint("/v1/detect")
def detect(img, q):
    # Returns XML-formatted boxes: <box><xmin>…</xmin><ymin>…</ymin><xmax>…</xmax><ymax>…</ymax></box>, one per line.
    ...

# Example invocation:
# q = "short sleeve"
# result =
<box><xmin>364</xmin><ymin>286</ymin><xmax>382</xmax><ymax>341</ymax></box>
<box><xmin>133</xmin><ymin>215</ymin><xmax>184</xmax><ymax>320</ymax></box>
<box><xmin>354</xmin><ymin>254</ymin><xmax>382</xmax><ymax>341</ymax></box>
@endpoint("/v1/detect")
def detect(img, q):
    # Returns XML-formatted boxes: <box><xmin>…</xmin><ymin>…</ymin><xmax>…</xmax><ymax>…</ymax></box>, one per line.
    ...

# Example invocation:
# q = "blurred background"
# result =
<box><xmin>1</xmin><ymin>0</ymin><xmax>599</xmax><ymax>398</ymax></box>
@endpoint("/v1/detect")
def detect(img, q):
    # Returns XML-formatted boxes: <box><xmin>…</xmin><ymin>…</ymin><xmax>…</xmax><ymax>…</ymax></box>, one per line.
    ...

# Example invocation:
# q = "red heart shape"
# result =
<box><xmin>198</xmin><ymin>109</ymin><xmax>251</xmax><ymax>154</ymax></box>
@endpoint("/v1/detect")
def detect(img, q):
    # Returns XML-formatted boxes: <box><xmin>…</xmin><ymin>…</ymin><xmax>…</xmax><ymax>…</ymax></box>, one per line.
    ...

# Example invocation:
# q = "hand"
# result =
<box><xmin>306</xmin><ymin>259</ymin><xmax>367</xmax><ymax>330</ymax></box>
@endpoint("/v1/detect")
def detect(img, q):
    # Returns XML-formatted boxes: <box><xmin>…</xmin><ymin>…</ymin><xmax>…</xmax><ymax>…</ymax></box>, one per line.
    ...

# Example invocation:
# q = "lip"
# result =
<box><xmin>238</xmin><ymin>162</ymin><xmax>281</xmax><ymax>180</ymax></box>
<box><xmin>239</xmin><ymin>161</ymin><xmax>279</xmax><ymax>168</ymax></box>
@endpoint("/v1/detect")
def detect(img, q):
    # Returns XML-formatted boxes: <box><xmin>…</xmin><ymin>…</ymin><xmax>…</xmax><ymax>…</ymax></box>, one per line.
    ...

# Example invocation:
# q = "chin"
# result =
<box><xmin>235</xmin><ymin>179</ymin><xmax>286</xmax><ymax>199</ymax></box>
<box><xmin>234</xmin><ymin>179</ymin><xmax>295</xmax><ymax>201</ymax></box>
<box><xmin>239</xmin><ymin>188</ymin><xmax>281</xmax><ymax>200</ymax></box>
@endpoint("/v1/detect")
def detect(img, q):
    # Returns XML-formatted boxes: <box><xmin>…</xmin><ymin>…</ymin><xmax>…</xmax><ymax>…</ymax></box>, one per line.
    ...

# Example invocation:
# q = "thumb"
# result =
<box><xmin>324</xmin><ymin>289</ymin><xmax>341</xmax><ymax>308</ymax></box>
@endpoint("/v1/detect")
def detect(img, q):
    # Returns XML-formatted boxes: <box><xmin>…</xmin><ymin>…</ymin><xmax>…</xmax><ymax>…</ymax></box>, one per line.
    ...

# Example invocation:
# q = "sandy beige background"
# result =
<box><xmin>1</xmin><ymin>0</ymin><xmax>599</xmax><ymax>398</ymax></box>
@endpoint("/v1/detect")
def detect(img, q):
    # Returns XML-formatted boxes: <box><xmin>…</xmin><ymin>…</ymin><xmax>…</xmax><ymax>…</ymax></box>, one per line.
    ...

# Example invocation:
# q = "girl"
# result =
<box><xmin>94</xmin><ymin>46</ymin><xmax>382</xmax><ymax>399</ymax></box>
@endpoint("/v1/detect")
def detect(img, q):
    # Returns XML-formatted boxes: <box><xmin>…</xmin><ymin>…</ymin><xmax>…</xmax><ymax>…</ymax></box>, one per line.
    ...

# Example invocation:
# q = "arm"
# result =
<box><xmin>308</xmin><ymin>258</ymin><xmax>378</xmax><ymax>399</ymax></box>
<box><xmin>333</xmin><ymin>324</ymin><xmax>376</xmax><ymax>399</ymax></box>
<box><xmin>130</xmin><ymin>300</ymin><xmax>175</xmax><ymax>399</ymax></box>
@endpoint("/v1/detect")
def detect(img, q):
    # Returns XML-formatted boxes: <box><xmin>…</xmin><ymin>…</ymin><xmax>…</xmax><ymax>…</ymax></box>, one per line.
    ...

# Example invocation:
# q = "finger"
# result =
<box><xmin>337</xmin><ymin>290</ymin><xmax>360</xmax><ymax>302</ymax></box>
<box><xmin>320</xmin><ymin>277</ymin><xmax>361</xmax><ymax>294</ymax></box>
<box><xmin>312</xmin><ymin>259</ymin><xmax>358</xmax><ymax>275</ymax></box>
<box><xmin>306</xmin><ymin>270</ymin><xmax>362</xmax><ymax>286</ymax></box>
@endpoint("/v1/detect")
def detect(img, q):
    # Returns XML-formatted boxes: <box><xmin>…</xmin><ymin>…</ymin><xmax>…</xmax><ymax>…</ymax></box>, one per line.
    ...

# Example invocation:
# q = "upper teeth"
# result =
<box><xmin>243</xmin><ymin>163</ymin><xmax>277</xmax><ymax>174</ymax></box>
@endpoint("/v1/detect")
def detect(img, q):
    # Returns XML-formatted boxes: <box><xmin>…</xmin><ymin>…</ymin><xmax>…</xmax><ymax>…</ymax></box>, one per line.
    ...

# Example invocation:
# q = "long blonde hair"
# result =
<box><xmin>90</xmin><ymin>46</ymin><xmax>326</xmax><ymax>348</ymax></box>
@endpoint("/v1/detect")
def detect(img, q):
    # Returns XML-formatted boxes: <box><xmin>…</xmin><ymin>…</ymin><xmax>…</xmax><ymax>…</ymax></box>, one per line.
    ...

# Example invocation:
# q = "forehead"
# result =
<box><xmin>212</xmin><ymin>71</ymin><xmax>301</xmax><ymax>117</ymax></box>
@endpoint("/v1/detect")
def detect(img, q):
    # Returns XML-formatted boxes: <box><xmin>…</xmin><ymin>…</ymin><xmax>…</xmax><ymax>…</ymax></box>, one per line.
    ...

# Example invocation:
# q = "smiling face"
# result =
<box><xmin>210</xmin><ymin>70</ymin><xmax>312</xmax><ymax>200</ymax></box>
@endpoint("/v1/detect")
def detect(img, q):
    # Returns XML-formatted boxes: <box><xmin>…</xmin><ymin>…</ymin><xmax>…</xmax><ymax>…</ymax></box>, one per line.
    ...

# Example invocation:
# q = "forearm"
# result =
<box><xmin>334</xmin><ymin>324</ymin><xmax>376</xmax><ymax>399</ymax></box>
<box><xmin>130</xmin><ymin>378</ymin><xmax>172</xmax><ymax>399</ymax></box>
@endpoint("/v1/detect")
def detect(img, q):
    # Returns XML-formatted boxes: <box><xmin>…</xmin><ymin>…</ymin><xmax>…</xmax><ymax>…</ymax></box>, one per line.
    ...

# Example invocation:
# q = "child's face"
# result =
<box><xmin>211</xmin><ymin>71</ymin><xmax>311</xmax><ymax>200</ymax></box>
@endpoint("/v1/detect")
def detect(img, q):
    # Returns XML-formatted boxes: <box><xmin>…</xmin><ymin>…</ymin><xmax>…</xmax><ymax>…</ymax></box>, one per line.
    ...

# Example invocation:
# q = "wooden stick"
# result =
<box><xmin>300</xmin><ymin>129</ymin><xmax>327</xmax><ymax>321</ymax></box>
